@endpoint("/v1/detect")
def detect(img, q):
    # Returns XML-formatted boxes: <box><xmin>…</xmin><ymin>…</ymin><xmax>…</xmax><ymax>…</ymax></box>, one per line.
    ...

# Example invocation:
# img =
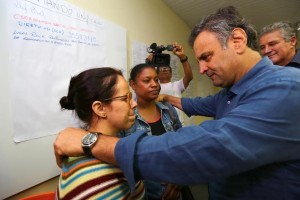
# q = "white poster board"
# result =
<box><xmin>0</xmin><ymin>0</ymin><xmax>127</xmax><ymax>198</ymax></box>
<box><xmin>7</xmin><ymin>0</ymin><xmax>127</xmax><ymax>142</ymax></box>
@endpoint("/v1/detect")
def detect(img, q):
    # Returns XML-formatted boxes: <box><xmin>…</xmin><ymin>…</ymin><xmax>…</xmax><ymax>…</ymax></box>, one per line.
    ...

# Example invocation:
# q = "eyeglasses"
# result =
<box><xmin>158</xmin><ymin>67</ymin><xmax>171</xmax><ymax>72</ymax></box>
<box><xmin>102</xmin><ymin>92</ymin><xmax>132</xmax><ymax>104</ymax></box>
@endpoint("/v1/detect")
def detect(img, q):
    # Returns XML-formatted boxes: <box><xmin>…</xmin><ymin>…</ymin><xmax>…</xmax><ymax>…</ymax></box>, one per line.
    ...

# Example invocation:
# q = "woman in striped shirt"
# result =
<box><xmin>56</xmin><ymin>67</ymin><xmax>145</xmax><ymax>200</ymax></box>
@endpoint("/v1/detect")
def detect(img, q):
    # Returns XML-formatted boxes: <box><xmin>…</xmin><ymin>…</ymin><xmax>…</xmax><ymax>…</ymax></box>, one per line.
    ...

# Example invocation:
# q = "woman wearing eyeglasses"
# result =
<box><xmin>56</xmin><ymin>67</ymin><xmax>145</xmax><ymax>200</ymax></box>
<box><xmin>118</xmin><ymin>63</ymin><xmax>188</xmax><ymax>200</ymax></box>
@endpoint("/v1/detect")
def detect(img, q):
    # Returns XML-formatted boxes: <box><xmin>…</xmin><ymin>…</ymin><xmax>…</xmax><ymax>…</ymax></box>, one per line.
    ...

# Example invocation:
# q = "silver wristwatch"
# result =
<box><xmin>82</xmin><ymin>132</ymin><xmax>99</xmax><ymax>155</ymax></box>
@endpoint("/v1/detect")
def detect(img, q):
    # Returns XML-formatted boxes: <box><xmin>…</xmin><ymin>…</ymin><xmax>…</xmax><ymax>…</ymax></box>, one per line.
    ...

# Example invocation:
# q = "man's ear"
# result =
<box><xmin>230</xmin><ymin>28</ymin><xmax>247</xmax><ymax>54</ymax></box>
<box><xmin>290</xmin><ymin>35</ymin><xmax>297</xmax><ymax>47</ymax></box>
<box><xmin>92</xmin><ymin>101</ymin><xmax>107</xmax><ymax>118</ymax></box>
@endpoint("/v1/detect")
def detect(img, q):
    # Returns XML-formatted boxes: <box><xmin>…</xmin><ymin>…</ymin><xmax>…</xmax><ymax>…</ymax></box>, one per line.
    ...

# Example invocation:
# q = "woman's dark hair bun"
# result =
<box><xmin>59</xmin><ymin>96</ymin><xmax>75</xmax><ymax>110</ymax></box>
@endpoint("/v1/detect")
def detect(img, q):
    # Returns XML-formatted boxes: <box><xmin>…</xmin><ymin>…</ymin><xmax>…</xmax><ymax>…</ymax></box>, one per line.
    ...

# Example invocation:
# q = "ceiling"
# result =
<box><xmin>162</xmin><ymin>0</ymin><xmax>300</xmax><ymax>31</ymax></box>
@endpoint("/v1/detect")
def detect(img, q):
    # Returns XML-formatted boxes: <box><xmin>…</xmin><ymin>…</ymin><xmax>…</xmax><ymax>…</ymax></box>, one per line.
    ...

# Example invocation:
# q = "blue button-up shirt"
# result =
<box><xmin>115</xmin><ymin>57</ymin><xmax>300</xmax><ymax>199</ymax></box>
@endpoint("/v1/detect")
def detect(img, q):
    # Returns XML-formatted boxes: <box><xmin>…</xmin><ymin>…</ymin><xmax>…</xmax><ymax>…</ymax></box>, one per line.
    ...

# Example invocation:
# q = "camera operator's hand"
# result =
<box><xmin>145</xmin><ymin>53</ymin><xmax>153</xmax><ymax>63</ymax></box>
<box><xmin>172</xmin><ymin>42</ymin><xmax>187</xmax><ymax>61</ymax></box>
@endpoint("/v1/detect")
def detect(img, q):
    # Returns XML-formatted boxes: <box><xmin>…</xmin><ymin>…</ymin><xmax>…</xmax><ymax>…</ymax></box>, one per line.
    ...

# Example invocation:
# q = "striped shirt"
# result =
<box><xmin>56</xmin><ymin>156</ymin><xmax>145</xmax><ymax>199</ymax></box>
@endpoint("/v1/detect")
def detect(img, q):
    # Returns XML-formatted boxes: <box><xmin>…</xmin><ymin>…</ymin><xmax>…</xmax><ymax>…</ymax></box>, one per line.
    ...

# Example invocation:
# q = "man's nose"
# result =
<box><xmin>199</xmin><ymin>61</ymin><xmax>208</xmax><ymax>75</ymax></box>
<box><xmin>263</xmin><ymin>45</ymin><xmax>271</xmax><ymax>55</ymax></box>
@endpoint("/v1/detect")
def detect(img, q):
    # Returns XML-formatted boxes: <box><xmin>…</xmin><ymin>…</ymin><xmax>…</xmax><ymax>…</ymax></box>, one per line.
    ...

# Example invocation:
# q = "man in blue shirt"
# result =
<box><xmin>54</xmin><ymin>6</ymin><xmax>300</xmax><ymax>200</ymax></box>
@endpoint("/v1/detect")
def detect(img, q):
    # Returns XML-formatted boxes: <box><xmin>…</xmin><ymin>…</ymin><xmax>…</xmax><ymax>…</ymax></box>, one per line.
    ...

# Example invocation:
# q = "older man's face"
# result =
<box><xmin>259</xmin><ymin>30</ymin><xmax>296</xmax><ymax>66</ymax></box>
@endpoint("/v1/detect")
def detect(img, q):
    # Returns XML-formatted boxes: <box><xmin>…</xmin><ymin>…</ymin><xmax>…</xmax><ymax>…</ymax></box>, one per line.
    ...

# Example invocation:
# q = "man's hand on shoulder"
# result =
<box><xmin>156</xmin><ymin>94</ymin><xmax>168</xmax><ymax>102</ymax></box>
<box><xmin>53</xmin><ymin>127</ymin><xmax>87</xmax><ymax>168</ymax></box>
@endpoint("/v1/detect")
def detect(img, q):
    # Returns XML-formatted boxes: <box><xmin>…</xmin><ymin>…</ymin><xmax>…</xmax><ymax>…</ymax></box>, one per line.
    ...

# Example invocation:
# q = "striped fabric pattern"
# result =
<box><xmin>57</xmin><ymin>156</ymin><xmax>145</xmax><ymax>200</ymax></box>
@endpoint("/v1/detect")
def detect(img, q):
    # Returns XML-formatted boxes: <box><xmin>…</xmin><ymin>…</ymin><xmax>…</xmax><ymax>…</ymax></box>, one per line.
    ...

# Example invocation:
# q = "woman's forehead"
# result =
<box><xmin>138</xmin><ymin>67</ymin><xmax>157</xmax><ymax>75</ymax></box>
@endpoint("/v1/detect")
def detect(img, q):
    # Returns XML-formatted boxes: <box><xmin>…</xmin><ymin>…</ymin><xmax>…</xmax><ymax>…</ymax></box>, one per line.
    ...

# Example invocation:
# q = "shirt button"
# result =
<box><xmin>227</xmin><ymin>100</ymin><xmax>231</xmax><ymax>104</ymax></box>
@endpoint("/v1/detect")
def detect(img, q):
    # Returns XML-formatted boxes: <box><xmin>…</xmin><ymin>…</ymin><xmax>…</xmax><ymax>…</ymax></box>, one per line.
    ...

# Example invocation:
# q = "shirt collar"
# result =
<box><xmin>229</xmin><ymin>57</ymin><xmax>273</xmax><ymax>96</ymax></box>
<box><xmin>133</xmin><ymin>102</ymin><xmax>169</xmax><ymax>117</ymax></box>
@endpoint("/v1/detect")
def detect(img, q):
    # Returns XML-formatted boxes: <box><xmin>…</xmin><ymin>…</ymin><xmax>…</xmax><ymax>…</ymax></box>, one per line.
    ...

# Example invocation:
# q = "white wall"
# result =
<box><xmin>2</xmin><ymin>0</ymin><xmax>214</xmax><ymax>199</ymax></box>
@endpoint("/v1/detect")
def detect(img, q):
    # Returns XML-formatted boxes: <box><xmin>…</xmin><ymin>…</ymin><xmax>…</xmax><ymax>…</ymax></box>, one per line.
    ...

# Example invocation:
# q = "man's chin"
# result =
<box><xmin>268</xmin><ymin>55</ymin><xmax>278</xmax><ymax>63</ymax></box>
<box><xmin>212</xmin><ymin>80</ymin><xmax>222</xmax><ymax>87</ymax></box>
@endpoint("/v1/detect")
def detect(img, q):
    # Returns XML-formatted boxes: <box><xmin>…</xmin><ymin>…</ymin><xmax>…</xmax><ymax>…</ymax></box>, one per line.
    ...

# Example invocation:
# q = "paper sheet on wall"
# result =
<box><xmin>131</xmin><ymin>40</ymin><xmax>148</xmax><ymax>68</ymax></box>
<box><xmin>170</xmin><ymin>54</ymin><xmax>180</xmax><ymax>81</ymax></box>
<box><xmin>7</xmin><ymin>0</ymin><xmax>120</xmax><ymax>142</ymax></box>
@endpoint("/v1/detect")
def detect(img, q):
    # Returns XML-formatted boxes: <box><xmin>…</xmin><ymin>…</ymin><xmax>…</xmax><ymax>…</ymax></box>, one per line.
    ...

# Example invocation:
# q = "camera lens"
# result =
<box><xmin>166</xmin><ymin>45</ymin><xmax>174</xmax><ymax>51</ymax></box>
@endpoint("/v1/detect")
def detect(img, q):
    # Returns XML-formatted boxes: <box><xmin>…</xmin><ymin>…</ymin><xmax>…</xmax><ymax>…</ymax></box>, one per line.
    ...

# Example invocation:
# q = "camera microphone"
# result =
<box><xmin>150</xmin><ymin>43</ymin><xmax>157</xmax><ymax>49</ymax></box>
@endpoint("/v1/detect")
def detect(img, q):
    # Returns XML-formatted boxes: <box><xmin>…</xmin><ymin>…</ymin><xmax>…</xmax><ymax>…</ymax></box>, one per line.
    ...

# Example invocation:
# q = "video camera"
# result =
<box><xmin>146</xmin><ymin>43</ymin><xmax>174</xmax><ymax>66</ymax></box>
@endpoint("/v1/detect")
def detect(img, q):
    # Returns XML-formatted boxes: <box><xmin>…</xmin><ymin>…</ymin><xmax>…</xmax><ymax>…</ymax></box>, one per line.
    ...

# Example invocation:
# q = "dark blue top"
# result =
<box><xmin>115</xmin><ymin>57</ymin><xmax>300</xmax><ymax>200</ymax></box>
<box><xmin>287</xmin><ymin>49</ymin><xmax>300</xmax><ymax>69</ymax></box>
